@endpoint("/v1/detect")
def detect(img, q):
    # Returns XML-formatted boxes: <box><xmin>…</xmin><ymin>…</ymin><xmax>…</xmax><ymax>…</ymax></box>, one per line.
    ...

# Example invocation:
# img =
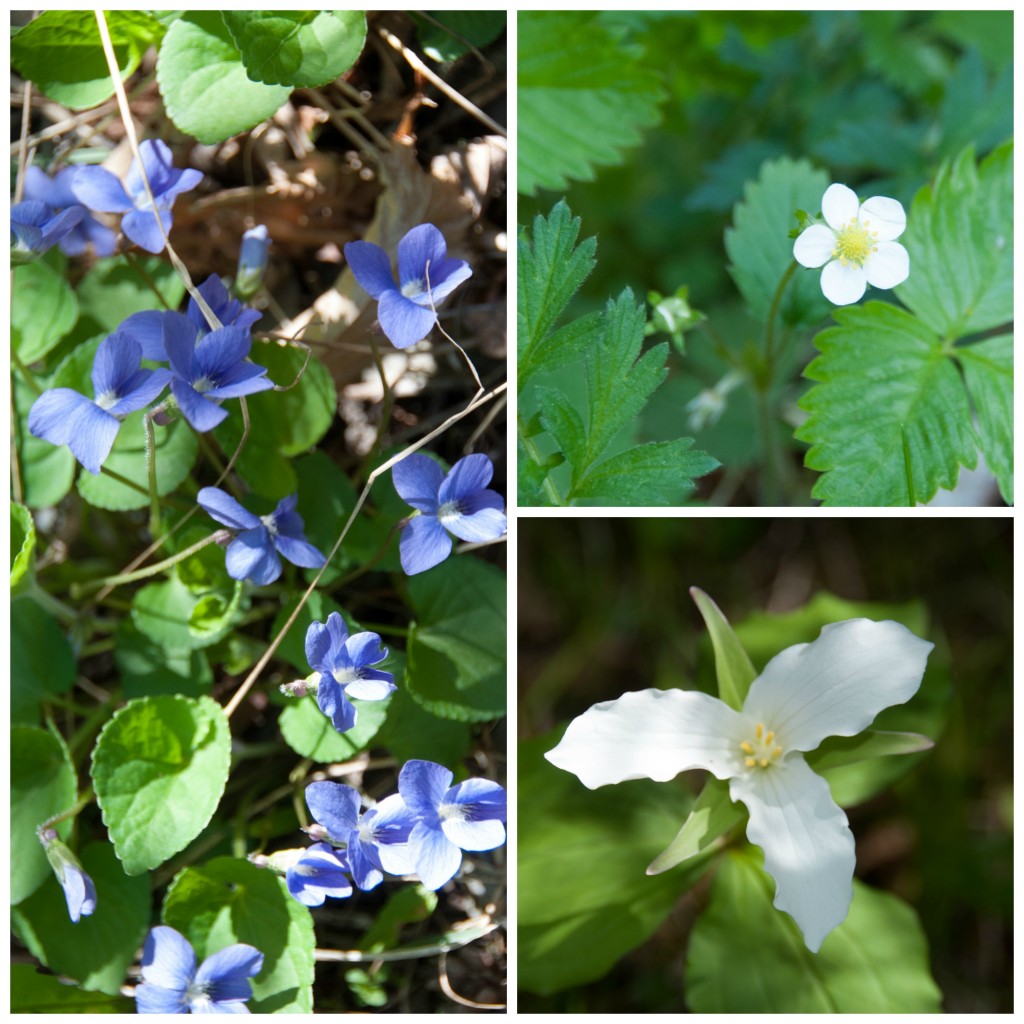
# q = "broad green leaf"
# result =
<box><xmin>414</xmin><ymin>11</ymin><xmax>506</xmax><ymax>62</ymax></box>
<box><xmin>77</xmin><ymin>411</ymin><xmax>198</xmax><ymax>511</ymax></box>
<box><xmin>11</xmin><ymin>10</ymin><xmax>162</xmax><ymax>109</ymax></box>
<box><xmin>12</xmin><ymin>842</ymin><xmax>150</xmax><ymax>994</ymax></box>
<box><xmin>279</xmin><ymin>693</ymin><xmax>391</xmax><ymax>761</ymax></box>
<box><xmin>131</xmin><ymin>575</ymin><xmax>239</xmax><ymax>651</ymax></box>
<box><xmin>11</xmin><ymin>965</ymin><xmax>133</xmax><ymax>1013</ymax></box>
<box><xmin>75</xmin><ymin>255</ymin><xmax>186</xmax><ymax>333</ymax></box>
<box><xmin>373</xmin><ymin>687</ymin><xmax>471</xmax><ymax>768</ymax></box>
<box><xmin>724</xmin><ymin>156</ymin><xmax>831</xmax><ymax>328</ymax></box>
<box><xmin>518</xmin><ymin>11</ymin><xmax>664</xmax><ymax>195</ymax></box>
<box><xmin>11</xmin><ymin>503</ymin><xmax>36</xmax><ymax>595</ymax></box>
<box><xmin>91</xmin><ymin>695</ymin><xmax>231</xmax><ymax>874</ymax></box>
<box><xmin>796</xmin><ymin>302</ymin><xmax>977</xmax><ymax>506</ymax></box>
<box><xmin>690</xmin><ymin>587</ymin><xmax>756</xmax><ymax>710</ymax></box>
<box><xmin>13</xmin><ymin>375</ymin><xmax>77</xmax><ymax>509</ymax></box>
<box><xmin>957</xmin><ymin>334</ymin><xmax>1013</xmax><ymax>504</ymax></box>
<box><xmin>163</xmin><ymin>857</ymin><xmax>315</xmax><ymax>1013</ymax></box>
<box><xmin>405</xmin><ymin>557</ymin><xmax>505</xmax><ymax>722</ymax></box>
<box><xmin>360</xmin><ymin>885</ymin><xmax>438</xmax><ymax>950</ymax></box>
<box><xmin>687</xmin><ymin>851</ymin><xmax>942</xmax><ymax>1012</ymax></box>
<box><xmin>157</xmin><ymin>13</ymin><xmax>292</xmax><ymax>144</ymax></box>
<box><xmin>12</xmin><ymin>598</ymin><xmax>77</xmax><ymax>724</ymax></box>
<box><xmin>269</xmin><ymin>590</ymin><xmax>350</xmax><ymax>674</ymax></box>
<box><xmin>115</xmin><ymin>618</ymin><xmax>213</xmax><ymax>699</ymax></box>
<box><xmin>223</xmin><ymin>11</ymin><xmax>366</xmax><ymax>88</ymax></box>
<box><xmin>517</xmin><ymin>202</ymin><xmax>597</xmax><ymax>386</ymax></box>
<box><xmin>806</xmin><ymin>730</ymin><xmax>934</xmax><ymax>773</ymax></box>
<box><xmin>519</xmin><ymin>731</ymin><xmax>710</xmax><ymax>995</ymax></box>
<box><xmin>646</xmin><ymin>777</ymin><xmax>743</xmax><ymax>875</ymax></box>
<box><xmin>13</xmin><ymin>259</ymin><xmax>78</xmax><ymax>363</ymax></box>
<box><xmin>213</xmin><ymin>343</ymin><xmax>337</xmax><ymax>500</ymax></box>
<box><xmin>11</xmin><ymin>726</ymin><xmax>76</xmax><ymax>905</ymax></box>
<box><xmin>895</xmin><ymin>142</ymin><xmax>1013</xmax><ymax>339</ymax></box>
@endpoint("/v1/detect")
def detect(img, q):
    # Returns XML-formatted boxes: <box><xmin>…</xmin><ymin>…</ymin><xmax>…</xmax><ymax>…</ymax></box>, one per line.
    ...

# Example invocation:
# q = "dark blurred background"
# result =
<box><xmin>518</xmin><ymin>517</ymin><xmax>1012</xmax><ymax>1012</ymax></box>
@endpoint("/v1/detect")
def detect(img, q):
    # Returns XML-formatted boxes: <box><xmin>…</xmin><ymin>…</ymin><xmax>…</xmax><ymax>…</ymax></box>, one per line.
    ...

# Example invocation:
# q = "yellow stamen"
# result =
<box><xmin>774</xmin><ymin>746</ymin><xmax>783</xmax><ymax>757</ymax></box>
<box><xmin>760</xmin><ymin>758</ymin><xmax>769</xmax><ymax>768</ymax></box>
<box><xmin>740</xmin><ymin>741</ymin><xmax>754</xmax><ymax>754</ymax></box>
<box><xmin>755</xmin><ymin>723</ymin><xmax>764</xmax><ymax>739</ymax></box>
<box><xmin>765</xmin><ymin>731</ymin><xmax>774</xmax><ymax>744</ymax></box>
<box><xmin>745</xmin><ymin>757</ymin><xmax>756</xmax><ymax>768</ymax></box>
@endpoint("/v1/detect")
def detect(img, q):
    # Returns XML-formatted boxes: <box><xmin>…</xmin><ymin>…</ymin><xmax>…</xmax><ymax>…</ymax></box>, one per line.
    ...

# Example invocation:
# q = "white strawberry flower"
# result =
<box><xmin>794</xmin><ymin>183</ymin><xmax>910</xmax><ymax>305</ymax></box>
<box><xmin>545</xmin><ymin>617</ymin><xmax>932</xmax><ymax>952</ymax></box>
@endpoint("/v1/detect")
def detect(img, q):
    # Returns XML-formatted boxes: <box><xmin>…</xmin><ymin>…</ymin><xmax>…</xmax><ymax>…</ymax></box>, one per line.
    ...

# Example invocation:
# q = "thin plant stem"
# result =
<box><xmin>363</xmin><ymin>332</ymin><xmax>395</xmax><ymax>475</ymax></box>
<box><xmin>764</xmin><ymin>259</ymin><xmax>798</xmax><ymax>369</ymax></box>
<box><xmin>144</xmin><ymin>413</ymin><xmax>161</xmax><ymax>537</ymax></box>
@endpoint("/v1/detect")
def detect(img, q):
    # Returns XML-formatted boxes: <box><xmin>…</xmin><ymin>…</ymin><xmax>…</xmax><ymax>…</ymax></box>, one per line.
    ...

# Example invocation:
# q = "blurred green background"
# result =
<box><xmin>518</xmin><ymin>517</ymin><xmax>1012</xmax><ymax>1011</ymax></box>
<box><xmin>518</xmin><ymin>11</ymin><xmax>1012</xmax><ymax>500</ymax></box>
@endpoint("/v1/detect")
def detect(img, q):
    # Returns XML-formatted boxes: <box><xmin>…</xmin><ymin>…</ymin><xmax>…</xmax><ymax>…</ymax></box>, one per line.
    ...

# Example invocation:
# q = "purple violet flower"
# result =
<box><xmin>285</xmin><ymin>843</ymin><xmax>354</xmax><ymax>907</ymax></box>
<box><xmin>392</xmin><ymin>453</ymin><xmax>507</xmax><ymax>574</ymax></box>
<box><xmin>11</xmin><ymin>199</ymin><xmax>84</xmax><ymax>254</ymax></box>
<box><xmin>71</xmin><ymin>139</ymin><xmax>202</xmax><ymax>254</ymax></box>
<box><xmin>397</xmin><ymin>760</ymin><xmax>507</xmax><ymax>891</ymax></box>
<box><xmin>134</xmin><ymin>925</ymin><xmax>263</xmax><ymax>1014</ymax></box>
<box><xmin>236</xmin><ymin>225</ymin><xmax>270</xmax><ymax>299</ymax></box>
<box><xmin>304</xmin><ymin>781</ymin><xmax>417</xmax><ymax>890</ymax></box>
<box><xmin>27</xmin><ymin>334</ymin><xmax>173</xmax><ymax>474</ymax></box>
<box><xmin>344</xmin><ymin>223</ymin><xmax>471</xmax><ymax>349</ymax></box>
<box><xmin>197</xmin><ymin>487</ymin><xmax>326</xmax><ymax>586</ymax></box>
<box><xmin>304</xmin><ymin>612</ymin><xmax>396</xmax><ymax>733</ymax></box>
<box><xmin>163</xmin><ymin>311</ymin><xmax>273</xmax><ymax>431</ymax></box>
<box><xmin>40</xmin><ymin>830</ymin><xmax>97</xmax><ymax>924</ymax></box>
<box><xmin>21</xmin><ymin>165</ymin><xmax>117</xmax><ymax>256</ymax></box>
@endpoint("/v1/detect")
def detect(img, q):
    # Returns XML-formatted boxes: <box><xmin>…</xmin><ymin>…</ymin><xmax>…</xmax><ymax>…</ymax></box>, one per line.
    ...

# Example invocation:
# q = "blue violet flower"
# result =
<box><xmin>305</xmin><ymin>612</ymin><xmax>396</xmax><ymax>733</ymax></box>
<box><xmin>134</xmin><ymin>925</ymin><xmax>263</xmax><ymax>1014</ymax></box>
<box><xmin>163</xmin><ymin>312</ymin><xmax>273</xmax><ymax>431</ymax></box>
<box><xmin>397</xmin><ymin>760</ymin><xmax>507</xmax><ymax>890</ymax></box>
<box><xmin>236</xmin><ymin>225</ymin><xmax>270</xmax><ymax>299</ymax></box>
<box><xmin>11</xmin><ymin>199</ymin><xmax>84</xmax><ymax>255</ymax></box>
<box><xmin>284</xmin><ymin>843</ymin><xmax>354</xmax><ymax>907</ymax></box>
<box><xmin>392</xmin><ymin>453</ymin><xmax>507</xmax><ymax>574</ymax></box>
<box><xmin>40</xmin><ymin>830</ymin><xmax>97</xmax><ymax>924</ymax></box>
<box><xmin>28</xmin><ymin>334</ymin><xmax>172</xmax><ymax>474</ymax></box>
<box><xmin>21</xmin><ymin>165</ymin><xmax>117</xmax><ymax>256</ymax></box>
<box><xmin>197</xmin><ymin>488</ymin><xmax>326</xmax><ymax>586</ymax></box>
<box><xmin>344</xmin><ymin>223</ymin><xmax>471</xmax><ymax>349</ymax></box>
<box><xmin>72</xmin><ymin>139</ymin><xmax>202</xmax><ymax>254</ymax></box>
<box><xmin>304</xmin><ymin>781</ymin><xmax>417</xmax><ymax>890</ymax></box>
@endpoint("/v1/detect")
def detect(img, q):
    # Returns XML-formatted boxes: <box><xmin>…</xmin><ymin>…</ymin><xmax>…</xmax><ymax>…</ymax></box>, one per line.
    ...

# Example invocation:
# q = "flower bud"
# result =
<box><xmin>40</xmin><ymin>833</ymin><xmax>97</xmax><ymax>923</ymax></box>
<box><xmin>235</xmin><ymin>225</ymin><xmax>270</xmax><ymax>299</ymax></box>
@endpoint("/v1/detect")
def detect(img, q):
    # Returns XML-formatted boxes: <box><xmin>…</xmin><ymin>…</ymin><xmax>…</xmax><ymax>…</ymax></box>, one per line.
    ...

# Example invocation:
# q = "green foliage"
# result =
<box><xmin>11</xmin><ymin>965</ymin><xmax>133</xmax><ymax>1013</ymax></box>
<box><xmin>646</xmin><ymin>776</ymin><xmax>743</xmax><ymax>875</ymax></box>
<box><xmin>414</xmin><ymin>11</ymin><xmax>506</xmax><ymax>62</ymax></box>
<box><xmin>13</xmin><ymin>375</ymin><xmax>77</xmax><ymax>509</ymax></box>
<box><xmin>12</xmin><ymin>843</ymin><xmax>151</xmax><ymax>995</ymax></box>
<box><xmin>131</xmin><ymin>574</ymin><xmax>242</xmax><ymax>651</ymax></box>
<box><xmin>11</xmin><ymin>726</ymin><xmax>76</xmax><ymax>905</ymax></box>
<box><xmin>12</xmin><ymin>598</ymin><xmax>77</xmax><ymax>723</ymax></box>
<box><xmin>405</xmin><ymin>557</ymin><xmax>506</xmax><ymax>721</ymax></box>
<box><xmin>958</xmin><ymin>335</ymin><xmax>1013</xmax><ymax>504</ymax></box>
<box><xmin>279</xmin><ymin>694</ymin><xmax>391</xmax><ymax>761</ymax></box>
<box><xmin>690</xmin><ymin>586</ymin><xmax>756</xmax><ymax>710</ymax></box>
<box><xmin>91</xmin><ymin>695</ymin><xmax>231</xmax><ymax>875</ymax></box>
<box><xmin>796</xmin><ymin>303</ymin><xmax>977</xmax><ymax>506</ymax></box>
<box><xmin>164</xmin><ymin>857</ymin><xmax>315</xmax><ymax>1013</ymax></box>
<box><xmin>75</xmin><ymin>256</ymin><xmax>186</xmax><ymax>333</ymax></box>
<box><xmin>518</xmin><ymin>203</ymin><xmax>717</xmax><ymax>505</ymax></box>
<box><xmin>519</xmin><ymin>731</ymin><xmax>711</xmax><ymax>995</ymax></box>
<box><xmin>11</xmin><ymin>10</ymin><xmax>163</xmax><ymax>109</ymax></box>
<box><xmin>686</xmin><ymin>851</ymin><xmax>942</xmax><ymax>1012</ymax></box>
<box><xmin>12</xmin><ymin>257</ymin><xmax>78</xmax><ymax>363</ymax></box>
<box><xmin>10</xmin><ymin>503</ymin><xmax>35</xmax><ymax>595</ymax></box>
<box><xmin>222</xmin><ymin>11</ymin><xmax>366</xmax><ymax>88</ymax></box>
<box><xmin>115</xmin><ymin>620</ymin><xmax>213</xmax><ymax>699</ymax></box>
<box><xmin>518</xmin><ymin>12</ymin><xmax>665</xmax><ymax>195</ymax></box>
<box><xmin>725</xmin><ymin>157</ymin><xmax>831</xmax><ymax>327</ymax></box>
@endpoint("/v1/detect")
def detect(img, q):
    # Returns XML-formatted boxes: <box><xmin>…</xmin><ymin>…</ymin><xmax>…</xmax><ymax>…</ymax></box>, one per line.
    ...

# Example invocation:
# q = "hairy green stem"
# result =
<box><xmin>764</xmin><ymin>260</ymin><xmax>799</xmax><ymax>369</ymax></box>
<box><xmin>517</xmin><ymin>417</ymin><xmax>563</xmax><ymax>505</ymax></box>
<box><xmin>144</xmin><ymin>413</ymin><xmax>161</xmax><ymax>538</ymax></box>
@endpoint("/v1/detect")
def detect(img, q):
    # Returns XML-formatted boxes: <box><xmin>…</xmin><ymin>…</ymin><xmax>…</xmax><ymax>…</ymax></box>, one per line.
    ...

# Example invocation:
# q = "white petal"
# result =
<box><xmin>859</xmin><ymin>195</ymin><xmax>906</xmax><ymax>242</ymax></box>
<box><xmin>742</xmin><ymin>619</ymin><xmax>934</xmax><ymax>753</ymax></box>
<box><xmin>820</xmin><ymin>183</ymin><xmax>859</xmax><ymax>230</ymax></box>
<box><xmin>544</xmin><ymin>688</ymin><xmax>746</xmax><ymax>790</ymax></box>
<box><xmin>865</xmin><ymin>241</ymin><xmax>910</xmax><ymax>290</ymax></box>
<box><xmin>793</xmin><ymin>224</ymin><xmax>836</xmax><ymax>269</ymax></box>
<box><xmin>819</xmin><ymin>260</ymin><xmax>867</xmax><ymax>305</ymax></box>
<box><xmin>730</xmin><ymin>756</ymin><xmax>854</xmax><ymax>952</ymax></box>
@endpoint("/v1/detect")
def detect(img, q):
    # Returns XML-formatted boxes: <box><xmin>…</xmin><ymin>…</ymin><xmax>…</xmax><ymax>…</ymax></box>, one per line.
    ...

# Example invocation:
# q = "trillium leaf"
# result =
<box><xmin>807</xmin><ymin>729</ymin><xmax>934</xmax><ymax>774</ymax></box>
<box><xmin>12</xmin><ymin>842</ymin><xmax>150</xmax><ymax>995</ymax></box>
<box><xmin>222</xmin><ymin>11</ymin><xmax>366</xmax><ymax>88</ymax></box>
<box><xmin>518</xmin><ymin>12</ymin><xmax>665</xmax><ymax>195</ymax></box>
<box><xmin>690</xmin><ymin>586</ymin><xmax>757</xmax><ymax>710</ymax></box>
<box><xmin>646</xmin><ymin>776</ymin><xmax>743</xmax><ymax>875</ymax></box>
<box><xmin>724</xmin><ymin>156</ymin><xmax>831</xmax><ymax>328</ymax></box>
<box><xmin>895</xmin><ymin>141</ymin><xmax>1012</xmax><ymax>339</ymax></box>
<box><xmin>90</xmin><ymin>695</ymin><xmax>231</xmax><ymax>874</ymax></box>
<box><xmin>687</xmin><ymin>851</ymin><xmax>942</xmax><ymax>1012</ymax></box>
<box><xmin>956</xmin><ymin>333</ymin><xmax>1013</xmax><ymax>504</ymax></box>
<box><xmin>796</xmin><ymin>301</ymin><xmax>977</xmax><ymax>505</ymax></box>
<box><xmin>163</xmin><ymin>857</ymin><xmax>315</xmax><ymax>1013</ymax></box>
<box><xmin>157</xmin><ymin>13</ymin><xmax>292</xmax><ymax>144</ymax></box>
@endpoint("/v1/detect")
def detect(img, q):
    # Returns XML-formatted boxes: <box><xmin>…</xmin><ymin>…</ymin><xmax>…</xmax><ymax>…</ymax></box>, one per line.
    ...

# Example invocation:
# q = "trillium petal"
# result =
<box><xmin>820</xmin><ymin>183</ymin><xmax>859</xmax><ymax>230</ymax></box>
<box><xmin>793</xmin><ymin>224</ymin><xmax>837</xmax><ymax>269</ymax></box>
<box><xmin>865</xmin><ymin>241</ymin><xmax>910</xmax><ymax>290</ymax></box>
<box><xmin>438</xmin><ymin>453</ymin><xmax>493</xmax><ymax>504</ymax></box>
<box><xmin>544</xmin><ymin>688</ymin><xmax>746</xmax><ymax>790</ymax></box>
<box><xmin>859</xmin><ymin>195</ymin><xmax>906</xmax><ymax>241</ymax></box>
<box><xmin>141</xmin><ymin>926</ymin><xmax>197</xmax><ymax>990</ymax></box>
<box><xmin>399</xmin><ymin>515</ymin><xmax>453</xmax><ymax>575</ymax></box>
<box><xmin>742</xmin><ymin>618</ymin><xmax>933</xmax><ymax>753</ymax></box>
<box><xmin>378</xmin><ymin>289</ymin><xmax>438</xmax><ymax>349</ymax></box>
<box><xmin>410</xmin><ymin>821</ymin><xmax>463</xmax><ymax>890</ymax></box>
<box><xmin>729</xmin><ymin>756</ymin><xmax>855</xmax><ymax>953</ymax></box>
<box><xmin>392</xmin><ymin>453</ymin><xmax>444</xmax><ymax>512</ymax></box>
<box><xmin>344</xmin><ymin>240</ymin><xmax>396</xmax><ymax>299</ymax></box>
<box><xmin>819</xmin><ymin>260</ymin><xmax>867</xmax><ymax>306</ymax></box>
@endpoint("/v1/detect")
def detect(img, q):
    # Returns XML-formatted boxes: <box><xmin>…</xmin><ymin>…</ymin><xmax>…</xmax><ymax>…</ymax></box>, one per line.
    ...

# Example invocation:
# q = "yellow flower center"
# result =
<box><xmin>832</xmin><ymin>218</ymin><xmax>879</xmax><ymax>268</ymax></box>
<box><xmin>739</xmin><ymin>722</ymin><xmax>784</xmax><ymax>770</ymax></box>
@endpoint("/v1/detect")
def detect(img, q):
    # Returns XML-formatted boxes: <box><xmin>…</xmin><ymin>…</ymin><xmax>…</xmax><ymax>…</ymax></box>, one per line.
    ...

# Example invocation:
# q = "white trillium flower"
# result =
<box><xmin>545</xmin><ymin>618</ymin><xmax>933</xmax><ymax>953</ymax></box>
<box><xmin>794</xmin><ymin>183</ymin><xmax>910</xmax><ymax>306</ymax></box>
